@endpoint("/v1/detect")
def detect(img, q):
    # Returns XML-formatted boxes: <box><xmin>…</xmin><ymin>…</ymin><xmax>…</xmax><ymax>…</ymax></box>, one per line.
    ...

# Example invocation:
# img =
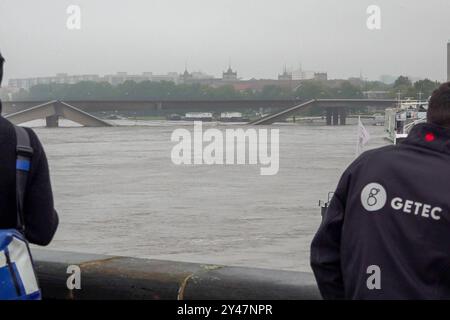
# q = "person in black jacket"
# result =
<box><xmin>0</xmin><ymin>52</ymin><xmax>58</xmax><ymax>245</ymax></box>
<box><xmin>311</xmin><ymin>82</ymin><xmax>450</xmax><ymax>300</ymax></box>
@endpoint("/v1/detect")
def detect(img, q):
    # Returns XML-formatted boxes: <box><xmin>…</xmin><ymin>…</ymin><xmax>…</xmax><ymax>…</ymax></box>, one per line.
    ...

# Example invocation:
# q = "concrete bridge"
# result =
<box><xmin>3</xmin><ymin>98</ymin><xmax>396</xmax><ymax>116</ymax></box>
<box><xmin>249</xmin><ymin>99</ymin><xmax>397</xmax><ymax>125</ymax></box>
<box><xmin>5</xmin><ymin>100</ymin><xmax>112</xmax><ymax>127</ymax></box>
<box><xmin>3</xmin><ymin>99</ymin><xmax>303</xmax><ymax>115</ymax></box>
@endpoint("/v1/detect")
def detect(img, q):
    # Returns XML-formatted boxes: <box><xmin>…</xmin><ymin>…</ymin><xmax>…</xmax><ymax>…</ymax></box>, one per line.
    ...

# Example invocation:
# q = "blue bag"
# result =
<box><xmin>0</xmin><ymin>126</ymin><xmax>41</xmax><ymax>300</ymax></box>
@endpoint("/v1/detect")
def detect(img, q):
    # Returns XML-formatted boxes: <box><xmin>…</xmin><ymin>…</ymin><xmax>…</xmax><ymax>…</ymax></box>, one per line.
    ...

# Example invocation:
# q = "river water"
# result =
<box><xmin>28</xmin><ymin>119</ymin><xmax>388</xmax><ymax>272</ymax></box>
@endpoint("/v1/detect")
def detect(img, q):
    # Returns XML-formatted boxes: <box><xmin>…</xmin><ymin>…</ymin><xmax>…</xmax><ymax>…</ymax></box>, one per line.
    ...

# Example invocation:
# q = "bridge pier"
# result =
<box><xmin>46</xmin><ymin>115</ymin><xmax>59</xmax><ymax>128</ymax></box>
<box><xmin>326</xmin><ymin>108</ymin><xmax>340</xmax><ymax>126</ymax></box>
<box><xmin>326</xmin><ymin>109</ymin><xmax>332</xmax><ymax>125</ymax></box>
<box><xmin>339</xmin><ymin>108</ymin><xmax>347</xmax><ymax>125</ymax></box>
<box><xmin>325</xmin><ymin>108</ymin><xmax>347</xmax><ymax>126</ymax></box>
<box><xmin>332</xmin><ymin>109</ymin><xmax>339</xmax><ymax>125</ymax></box>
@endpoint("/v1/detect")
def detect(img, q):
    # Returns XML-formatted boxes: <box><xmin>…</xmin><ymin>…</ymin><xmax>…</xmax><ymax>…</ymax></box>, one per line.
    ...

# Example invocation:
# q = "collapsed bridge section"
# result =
<box><xmin>5</xmin><ymin>100</ymin><xmax>112</xmax><ymax>127</ymax></box>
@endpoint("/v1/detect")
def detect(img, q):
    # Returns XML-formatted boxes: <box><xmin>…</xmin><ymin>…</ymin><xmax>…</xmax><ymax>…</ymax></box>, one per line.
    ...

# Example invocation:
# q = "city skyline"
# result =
<box><xmin>6</xmin><ymin>65</ymin><xmax>321</xmax><ymax>83</ymax></box>
<box><xmin>4</xmin><ymin>62</ymin><xmax>437</xmax><ymax>89</ymax></box>
<box><xmin>6</xmin><ymin>65</ymin><xmax>326</xmax><ymax>91</ymax></box>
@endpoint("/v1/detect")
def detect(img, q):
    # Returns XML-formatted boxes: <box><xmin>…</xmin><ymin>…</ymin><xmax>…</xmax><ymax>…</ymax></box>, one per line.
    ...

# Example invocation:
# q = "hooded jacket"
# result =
<box><xmin>0</xmin><ymin>116</ymin><xmax>59</xmax><ymax>245</ymax></box>
<box><xmin>311</xmin><ymin>123</ymin><xmax>450</xmax><ymax>300</ymax></box>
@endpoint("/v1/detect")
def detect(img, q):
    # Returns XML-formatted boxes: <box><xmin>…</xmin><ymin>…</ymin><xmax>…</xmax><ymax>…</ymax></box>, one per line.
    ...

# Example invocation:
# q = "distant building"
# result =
<box><xmin>104</xmin><ymin>72</ymin><xmax>132</xmax><ymax>86</ymax></box>
<box><xmin>278</xmin><ymin>67</ymin><xmax>293</xmax><ymax>81</ymax></box>
<box><xmin>180</xmin><ymin>69</ymin><xmax>193</xmax><ymax>83</ymax></box>
<box><xmin>231</xmin><ymin>79</ymin><xmax>302</xmax><ymax>92</ymax></box>
<box><xmin>151</xmin><ymin>72</ymin><xmax>179</xmax><ymax>83</ymax></box>
<box><xmin>8</xmin><ymin>71</ymin><xmax>181</xmax><ymax>90</ymax></box>
<box><xmin>121</xmin><ymin>72</ymin><xmax>179</xmax><ymax>84</ymax></box>
<box><xmin>289</xmin><ymin>64</ymin><xmax>329</xmax><ymax>81</ymax></box>
<box><xmin>314</xmin><ymin>72</ymin><xmax>328</xmax><ymax>81</ymax></box>
<box><xmin>0</xmin><ymin>86</ymin><xmax>19</xmax><ymax>101</ymax></box>
<box><xmin>179</xmin><ymin>69</ymin><xmax>215</xmax><ymax>84</ymax></box>
<box><xmin>363</xmin><ymin>91</ymin><xmax>390</xmax><ymax>99</ymax></box>
<box><xmin>222</xmin><ymin>66</ymin><xmax>238</xmax><ymax>81</ymax></box>
<box><xmin>8</xmin><ymin>74</ymin><xmax>98</xmax><ymax>90</ymax></box>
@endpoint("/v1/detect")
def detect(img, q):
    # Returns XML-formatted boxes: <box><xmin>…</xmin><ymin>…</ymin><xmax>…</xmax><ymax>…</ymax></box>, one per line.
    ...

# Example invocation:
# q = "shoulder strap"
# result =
<box><xmin>14</xmin><ymin>126</ymin><xmax>34</xmax><ymax>233</ymax></box>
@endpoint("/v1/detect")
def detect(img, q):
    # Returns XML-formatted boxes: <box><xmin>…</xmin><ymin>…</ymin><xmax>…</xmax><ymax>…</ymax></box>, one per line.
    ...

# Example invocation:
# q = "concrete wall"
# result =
<box><xmin>32</xmin><ymin>249</ymin><xmax>321</xmax><ymax>300</ymax></box>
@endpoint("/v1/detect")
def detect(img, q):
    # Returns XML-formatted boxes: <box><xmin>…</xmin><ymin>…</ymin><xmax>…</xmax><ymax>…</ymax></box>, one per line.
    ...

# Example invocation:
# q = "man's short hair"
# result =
<box><xmin>427</xmin><ymin>82</ymin><xmax>450</xmax><ymax>127</ymax></box>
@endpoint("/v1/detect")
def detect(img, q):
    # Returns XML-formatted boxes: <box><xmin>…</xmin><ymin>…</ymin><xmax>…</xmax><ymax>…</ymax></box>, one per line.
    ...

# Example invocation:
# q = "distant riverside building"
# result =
<box><xmin>222</xmin><ymin>66</ymin><xmax>238</xmax><ymax>81</ymax></box>
<box><xmin>153</xmin><ymin>72</ymin><xmax>180</xmax><ymax>83</ymax></box>
<box><xmin>180</xmin><ymin>69</ymin><xmax>193</xmax><ymax>83</ymax></box>
<box><xmin>231</xmin><ymin>79</ymin><xmax>302</xmax><ymax>92</ymax></box>
<box><xmin>363</xmin><ymin>91</ymin><xmax>390</xmax><ymax>99</ymax></box>
<box><xmin>0</xmin><ymin>86</ymin><xmax>19</xmax><ymax>101</ymax></box>
<box><xmin>313</xmin><ymin>72</ymin><xmax>328</xmax><ymax>81</ymax></box>
<box><xmin>278</xmin><ymin>68</ymin><xmax>293</xmax><ymax>81</ymax></box>
<box><xmin>8</xmin><ymin>74</ymin><xmax>100</xmax><ymax>90</ymax></box>
<box><xmin>104</xmin><ymin>72</ymin><xmax>132</xmax><ymax>86</ymax></box>
<box><xmin>180</xmin><ymin>69</ymin><xmax>215</xmax><ymax>84</ymax></box>
<box><xmin>8</xmin><ymin>72</ymin><xmax>181</xmax><ymax>90</ymax></box>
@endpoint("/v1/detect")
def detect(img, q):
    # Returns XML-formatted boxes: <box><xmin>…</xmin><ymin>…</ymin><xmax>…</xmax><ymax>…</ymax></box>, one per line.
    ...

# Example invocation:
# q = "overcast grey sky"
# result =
<box><xmin>1</xmin><ymin>0</ymin><xmax>449</xmax><ymax>81</ymax></box>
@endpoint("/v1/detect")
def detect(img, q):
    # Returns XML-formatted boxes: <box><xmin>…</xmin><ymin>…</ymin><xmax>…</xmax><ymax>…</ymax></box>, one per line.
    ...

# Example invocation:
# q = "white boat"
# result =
<box><xmin>385</xmin><ymin>100</ymin><xmax>428</xmax><ymax>144</ymax></box>
<box><xmin>219</xmin><ymin>112</ymin><xmax>249</xmax><ymax>122</ymax></box>
<box><xmin>373</xmin><ymin>114</ymin><xmax>385</xmax><ymax>126</ymax></box>
<box><xmin>184</xmin><ymin>112</ymin><xmax>213</xmax><ymax>122</ymax></box>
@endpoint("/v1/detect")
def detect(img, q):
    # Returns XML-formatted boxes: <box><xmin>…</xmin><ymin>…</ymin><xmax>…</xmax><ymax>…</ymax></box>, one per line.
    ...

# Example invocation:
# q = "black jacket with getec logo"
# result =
<box><xmin>311</xmin><ymin>123</ymin><xmax>450</xmax><ymax>300</ymax></box>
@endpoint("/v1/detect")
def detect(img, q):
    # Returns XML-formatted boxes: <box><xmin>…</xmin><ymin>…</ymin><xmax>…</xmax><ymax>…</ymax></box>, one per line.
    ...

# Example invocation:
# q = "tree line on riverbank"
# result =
<box><xmin>5</xmin><ymin>76</ymin><xmax>441</xmax><ymax>101</ymax></box>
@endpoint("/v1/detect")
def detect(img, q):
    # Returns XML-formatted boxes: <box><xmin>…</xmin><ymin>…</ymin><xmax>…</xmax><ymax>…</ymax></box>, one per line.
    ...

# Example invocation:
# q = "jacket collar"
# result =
<box><xmin>403</xmin><ymin>123</ymin><xmax>450</xmax><ymax>155</ymax></box>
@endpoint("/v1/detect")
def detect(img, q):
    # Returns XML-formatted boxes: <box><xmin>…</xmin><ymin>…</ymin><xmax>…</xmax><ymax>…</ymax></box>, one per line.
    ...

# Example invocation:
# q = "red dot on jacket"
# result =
<box><xmin>425</xmin><ymin>132</ymin><xmax>435</xmax><ymax>142</ymax></box>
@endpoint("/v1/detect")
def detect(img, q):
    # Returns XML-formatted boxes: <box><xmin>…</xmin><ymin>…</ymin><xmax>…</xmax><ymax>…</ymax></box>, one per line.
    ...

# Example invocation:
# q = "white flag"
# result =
<box><xmin>356</xmin><ymin>117</ymin><xmax>370</xmax><ymax>156</ymax></box>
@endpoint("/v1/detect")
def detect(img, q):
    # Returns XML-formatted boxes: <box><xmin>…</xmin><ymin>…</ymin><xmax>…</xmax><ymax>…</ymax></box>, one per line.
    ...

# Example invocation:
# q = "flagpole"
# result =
<box><xmin>356</xmin><ymin>116</ymin><xmax>361</xmax><ymax>157</ymax></box>
<box><xmin>356</xmin><ymin>116</ymin><xmax>371</xmax><ymax>158</ymax></box>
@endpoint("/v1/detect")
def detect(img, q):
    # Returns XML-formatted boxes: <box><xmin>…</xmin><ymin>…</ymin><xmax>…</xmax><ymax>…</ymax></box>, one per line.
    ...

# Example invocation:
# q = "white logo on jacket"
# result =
<box><xmin>361</xmin><ymin>182</ymin><xmax>443</xmax><ymax>221</ymax></box>
<box><xmin>361</xmin><ymin>183</ymin><xmax>387</xmax><ymax>212</ymax></box>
